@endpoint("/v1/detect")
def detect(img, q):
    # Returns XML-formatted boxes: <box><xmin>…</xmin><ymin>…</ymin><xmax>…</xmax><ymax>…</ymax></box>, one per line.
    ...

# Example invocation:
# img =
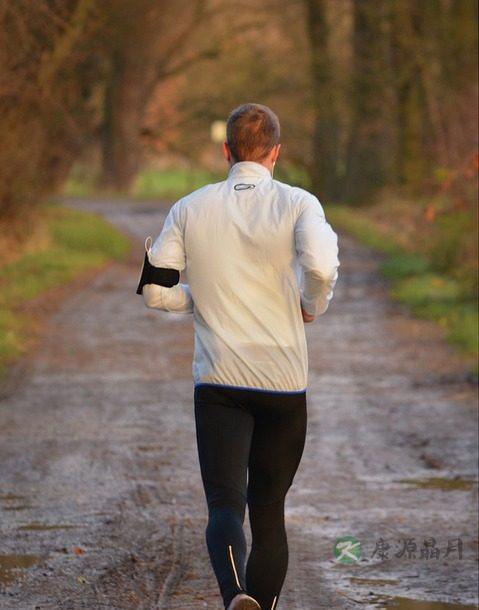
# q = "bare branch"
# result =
<box><xmin>157</xmin><ymin>47</ymin><xmax>219</xmax><ymax>79</ymax></box>
<box><xmin>37</xmin><ymin>0</ymin><xmax>98</xmax><ymax>90</ymax></box>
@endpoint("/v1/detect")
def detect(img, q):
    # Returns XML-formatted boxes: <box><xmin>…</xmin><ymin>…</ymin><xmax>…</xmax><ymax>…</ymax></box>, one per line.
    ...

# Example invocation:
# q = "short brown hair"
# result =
<box><xmin>226</xmin><ymin>103</ymin><xmax>280</xmax><ymax>162</ymax></box>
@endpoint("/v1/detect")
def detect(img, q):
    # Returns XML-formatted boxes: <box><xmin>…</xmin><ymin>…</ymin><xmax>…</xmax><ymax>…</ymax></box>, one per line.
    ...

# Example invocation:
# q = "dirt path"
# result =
<box><xmin>0</xmin><ymin>199</ymin><xmax>477</xmax><ymax>610</ymax></box>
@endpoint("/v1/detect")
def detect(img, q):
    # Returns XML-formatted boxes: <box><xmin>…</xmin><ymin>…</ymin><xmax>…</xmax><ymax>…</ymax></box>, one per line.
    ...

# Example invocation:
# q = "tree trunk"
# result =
<box><xmin>390</xmin><ymin>1</ymin><xmax>426</xmax><ymax>190</ymax></box>
<box><xmin>304</xmin><ymin>0</ymin><xmax>341</xmax><ymax>201</ymax></box>
<box><xmin>98</xmin><ymin>0</ymin><xmax>211</xmax><ymax>192</ymax></box>
<box><xmin>100</xmin><ymin>49</ymin><xmax>147</xmax><ymax>191</ymax></box>
<box><xmin>344</xmin><ymin>0</ymin><xmax>394</xmax><ymax>203</ymax></box>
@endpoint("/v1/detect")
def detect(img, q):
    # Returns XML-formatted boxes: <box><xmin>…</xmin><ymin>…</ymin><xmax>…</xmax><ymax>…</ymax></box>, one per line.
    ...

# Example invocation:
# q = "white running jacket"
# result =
<box><xmin>142</xmin><ymin>161</ymin><xmax>339</xmax><ymax>392</ymax></box>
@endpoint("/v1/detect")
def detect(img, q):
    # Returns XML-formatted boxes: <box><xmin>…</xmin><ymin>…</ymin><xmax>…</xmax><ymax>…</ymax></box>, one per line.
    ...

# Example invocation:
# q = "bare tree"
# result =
<box><xmin>97</xmin><ymin>0</ymin><xmax>219</xmax><ymax>190</ymax></box>
<box><xmin>0</xmin><ymin>0</ymin><xmax>102</xmax><ymax>218</ymax></box>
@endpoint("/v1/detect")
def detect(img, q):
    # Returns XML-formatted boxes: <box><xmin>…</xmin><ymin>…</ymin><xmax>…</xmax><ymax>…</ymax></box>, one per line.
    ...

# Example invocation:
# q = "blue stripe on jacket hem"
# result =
<box><xmin>194</xmin><ymin>382</ymin><xmax>307</xmax><ymax>394</ymax></box>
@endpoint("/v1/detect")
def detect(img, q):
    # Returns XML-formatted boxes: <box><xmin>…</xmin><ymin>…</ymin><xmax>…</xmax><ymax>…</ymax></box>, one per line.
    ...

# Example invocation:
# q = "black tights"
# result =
<box><xmin>194</xmin><ymin>385</ymin><xmax>307</xmax><ymax>610</ymax></box>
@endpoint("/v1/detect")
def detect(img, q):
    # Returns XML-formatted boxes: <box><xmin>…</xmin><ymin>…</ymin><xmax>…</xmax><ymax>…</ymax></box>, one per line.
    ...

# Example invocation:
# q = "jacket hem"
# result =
<box><xmin>194</xmin><ymin>381</ymin><xmax>307</xmax><ymax>394</ymax></box>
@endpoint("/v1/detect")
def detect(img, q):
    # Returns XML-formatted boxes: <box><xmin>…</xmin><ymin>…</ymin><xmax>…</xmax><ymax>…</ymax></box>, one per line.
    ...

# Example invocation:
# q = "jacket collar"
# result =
<box><xmin>228</xmin><ymin>161</ymin><xmax>272</xmax><ymax>180</ymax></box>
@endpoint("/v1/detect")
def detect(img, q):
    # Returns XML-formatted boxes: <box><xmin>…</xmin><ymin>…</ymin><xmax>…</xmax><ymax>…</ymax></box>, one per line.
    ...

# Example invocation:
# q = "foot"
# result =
<box><xmin>226</xmin><ymin>593</ymin><xmax>262</xmax><ymax>610</ymax></box>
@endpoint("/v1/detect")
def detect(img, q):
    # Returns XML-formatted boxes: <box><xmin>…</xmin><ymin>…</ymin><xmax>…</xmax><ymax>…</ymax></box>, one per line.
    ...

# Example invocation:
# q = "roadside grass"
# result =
<box><xmin>325</xmin><ymin>203</ymin><xmax>478</xmax><ymax>367</ymax></box>
<box><xmin>64</xmin><ymin>166</ymin><xmax>226</xmax><ymax>200</ymax></box>
<box><xmin>0</xmin><ymin>204</ymin><xmax>129</xmax><ymax>378</ymax></box>
<box><xmin>132</xmin><ymin>167</ymin><xmax>225</xmax><ymax>199</ymax></box>
<box><xmin>64</xmin><ymin>164</ymin><xmax>312</xmax><ymax>201</ymax></box>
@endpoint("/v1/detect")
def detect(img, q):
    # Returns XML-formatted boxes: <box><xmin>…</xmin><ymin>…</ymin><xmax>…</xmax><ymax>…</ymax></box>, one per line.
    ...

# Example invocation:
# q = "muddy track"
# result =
<box><xmin>0</xmin><ymin>199</ymin><xmax>477</xmax><ymax>610</ymax></box>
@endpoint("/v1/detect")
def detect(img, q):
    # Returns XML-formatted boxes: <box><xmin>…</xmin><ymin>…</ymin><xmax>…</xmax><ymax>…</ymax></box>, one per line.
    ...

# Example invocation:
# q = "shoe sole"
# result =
<box><xmin>228</xmin><ymin>598</ymin><xmax>261</xmax><ymax>610</ymax></box>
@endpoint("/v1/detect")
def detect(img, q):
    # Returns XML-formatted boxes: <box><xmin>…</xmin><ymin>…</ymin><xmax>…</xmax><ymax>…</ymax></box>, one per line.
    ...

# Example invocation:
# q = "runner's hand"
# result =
<box><xmin>301</xmin><ymin>305</ymin><xmax>315</xmax><ymax>323</ymax></box>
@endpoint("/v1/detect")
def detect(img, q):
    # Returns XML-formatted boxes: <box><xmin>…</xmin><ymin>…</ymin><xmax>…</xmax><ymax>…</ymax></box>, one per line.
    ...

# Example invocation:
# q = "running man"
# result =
<box><xmin>137</xmin><ymin>103</ymin><xmax>339</xmax><ymax>610</ymax></box>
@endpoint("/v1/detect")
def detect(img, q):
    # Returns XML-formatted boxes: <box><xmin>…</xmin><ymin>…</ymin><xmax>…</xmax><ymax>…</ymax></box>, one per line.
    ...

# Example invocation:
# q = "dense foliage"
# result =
<box><xmin>0</xmin><ymin>0</ymin><xmax>477</xmax><ymax>214</ymax></box>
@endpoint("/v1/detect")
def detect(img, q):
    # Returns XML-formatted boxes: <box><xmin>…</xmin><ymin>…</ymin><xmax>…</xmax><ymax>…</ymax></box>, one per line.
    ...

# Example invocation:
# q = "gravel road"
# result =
<box><xmin>0</xmin><ymin>199</ymin><xmax>477</xmax><ymax>610</ymax></box>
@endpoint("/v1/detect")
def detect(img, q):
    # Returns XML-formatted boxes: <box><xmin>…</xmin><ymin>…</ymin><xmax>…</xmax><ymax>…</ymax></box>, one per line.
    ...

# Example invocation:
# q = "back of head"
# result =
<box><xmin>226</xmin><ymin>103</ymin><xmax>280</xmax><ymax>163</ymax></box>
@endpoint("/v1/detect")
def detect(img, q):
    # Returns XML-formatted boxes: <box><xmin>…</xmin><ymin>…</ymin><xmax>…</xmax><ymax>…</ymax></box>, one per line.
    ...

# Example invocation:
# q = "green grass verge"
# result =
<box><xmin>64</xmin><ymin>164</ymin><xmax>312</xmax><ymax>201</ymax></box>
<box><xmin>0</xmin><ymin>205</ymin><xmax>129</xmax><ymax>378</ymax></box>
<box><xmin>132</xmin><ymin>168</ymin><xmax>225</xmax><ymax>199</ymax></box>
<box><xmin>64</xmin><ymin>167</ymin><xmax>226</xmax><ymax>200</ymax></box>
<box><xmin>323</xmin><ymin>204</ymin><xmax>401</xmax><ymax>255</ymax></box>
<box><xmin>325</xmin><ymin>204</ymin><xmax>478</xmax><ymax>365</ymax></box>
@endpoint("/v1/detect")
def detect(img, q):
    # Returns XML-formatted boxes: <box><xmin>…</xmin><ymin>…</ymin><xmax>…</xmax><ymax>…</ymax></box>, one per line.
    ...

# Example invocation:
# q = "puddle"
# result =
<box><xmin>378</xmin><ymin>596</ymin><xmax>478</xmax><ymax>610</ymax></box>
<box><xmin>17</xmin><ymin>522</ymin><xmax>78</xmax><ymax>531</ymax></box>
<box><xmin>350</xmin><ymin>577</ymin><xmax>399</xmax><ymax>586</ymax></box>
<box><xmin>398</xmin><ymin>477</ymin><xmax>477</xmax><ymax>491</ymax></box>
<box><xmin>0</xmin><ymin>554</ymin><xmax>46</xmax><ymax>586</ymax></box>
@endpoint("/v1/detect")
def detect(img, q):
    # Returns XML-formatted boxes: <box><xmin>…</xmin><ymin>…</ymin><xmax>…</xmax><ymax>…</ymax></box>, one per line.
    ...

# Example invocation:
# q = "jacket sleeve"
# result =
<box><xmin>294</xmin><ymin>194</ymin><xmax>339</xmax><ymax>316</ymax></box>
<box><xmin>143</xmin><ymin>283</ymin><xmax>193</xmax><ymax>313</ymax></box>
<box><xmin>142</xmin><ymin>201</ymin><xmax>194</xmax><ymax>314</ymax></box>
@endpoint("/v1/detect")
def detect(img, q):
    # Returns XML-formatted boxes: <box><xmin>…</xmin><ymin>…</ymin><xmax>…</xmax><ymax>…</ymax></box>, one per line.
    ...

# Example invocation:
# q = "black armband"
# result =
<box><xmin>136</xmin><ymin>252</ymin><xmax>180</xmax><ymax>294</ymax></box>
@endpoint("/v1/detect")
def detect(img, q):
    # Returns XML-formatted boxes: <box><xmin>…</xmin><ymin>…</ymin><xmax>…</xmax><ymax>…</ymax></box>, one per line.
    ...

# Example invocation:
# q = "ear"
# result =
<box><xmin>223</xmin><ymin>142</ymin><xmax>231</xmax><ymax>162</ymax></box>
<box><xmin>271</xmin><ymin>143</ymin><xmax>281</xmax><ymax>163</ymax></box>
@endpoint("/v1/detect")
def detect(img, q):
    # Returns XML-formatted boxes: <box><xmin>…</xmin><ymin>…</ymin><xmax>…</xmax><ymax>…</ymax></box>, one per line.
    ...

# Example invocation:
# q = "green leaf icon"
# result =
<box><xmin>334</xmin><ymin>536</ymin><xmax>362</xmax><ymax>563</ymax></box>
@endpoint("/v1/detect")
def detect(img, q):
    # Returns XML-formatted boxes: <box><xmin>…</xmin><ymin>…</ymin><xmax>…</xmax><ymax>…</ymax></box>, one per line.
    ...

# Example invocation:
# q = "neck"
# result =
<box><xmin>230</xmin><ymin>158</ymin><xmax>274</xmax><ymax>175</ymax></box>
